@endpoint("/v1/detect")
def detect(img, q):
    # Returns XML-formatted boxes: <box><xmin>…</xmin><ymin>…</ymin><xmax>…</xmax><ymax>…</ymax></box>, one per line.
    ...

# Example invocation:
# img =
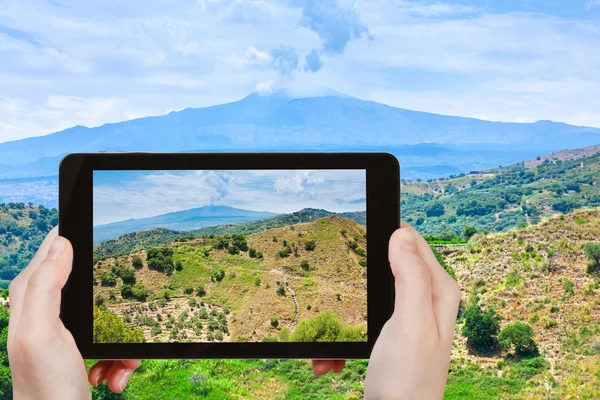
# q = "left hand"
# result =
<box><xmin>8</xmin><ymin>227</ymin><xmax>139</xmax><ymax>400</ymax></box>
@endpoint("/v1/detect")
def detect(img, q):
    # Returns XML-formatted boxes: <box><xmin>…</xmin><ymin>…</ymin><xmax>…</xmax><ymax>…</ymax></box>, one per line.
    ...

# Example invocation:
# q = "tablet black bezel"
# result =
<box><xmin>59</xmin><ymin>152</ymin><xmax>399</xmax><ymax>359</ymax></box>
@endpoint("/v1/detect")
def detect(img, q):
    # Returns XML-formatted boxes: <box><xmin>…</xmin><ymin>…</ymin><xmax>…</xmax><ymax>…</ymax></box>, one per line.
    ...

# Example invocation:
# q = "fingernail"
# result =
<box><xmin>46</xmin><ymin>237</ymin><xmax>66</xmax><ymax>260</ymax></box>
<box><xmin>396</xmin><ymin>229</ymin><xmax>417</xmax><ymax>252</ymax></box>
<box><xmin>119</xmin><ymin>370</ymin><xmax>133</xmax><ymax>391</ymax></box>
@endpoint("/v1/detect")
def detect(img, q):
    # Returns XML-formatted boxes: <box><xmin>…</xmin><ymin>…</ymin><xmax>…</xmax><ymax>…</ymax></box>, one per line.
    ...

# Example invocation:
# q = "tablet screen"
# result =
<box><xmin>92</xmin><ymin>170</ymin><xmax>367</xmax><ymax>343</ymax></box>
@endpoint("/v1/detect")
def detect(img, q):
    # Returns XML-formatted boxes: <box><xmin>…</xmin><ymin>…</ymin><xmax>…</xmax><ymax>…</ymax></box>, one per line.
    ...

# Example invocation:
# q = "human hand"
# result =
<box><xmin>364</xmin><ymin>223</ymin><xmax>461</xmax><ymax>399</ymax></box>
<box><xmin>8</xmin><ymin>227</ymin><xmax>140</xmax><ymax>400</ymax></box>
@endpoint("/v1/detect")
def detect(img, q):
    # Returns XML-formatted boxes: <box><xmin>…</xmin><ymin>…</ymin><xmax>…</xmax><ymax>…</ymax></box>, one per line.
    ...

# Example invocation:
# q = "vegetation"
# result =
<box><xmin>462</xmin><ymin>301</ymin><xmax>501</xmax><ymax>352</ymax></box>
<box><xmin>498</xmin><ymin>322</ymin><xmax>538</xmax><ymax>357</ymax></box>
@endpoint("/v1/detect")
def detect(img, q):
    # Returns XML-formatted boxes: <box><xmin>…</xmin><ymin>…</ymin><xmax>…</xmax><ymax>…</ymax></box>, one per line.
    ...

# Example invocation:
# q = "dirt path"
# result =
<box><xmin>286</xmin><ymin>282</ymin><xmax>300</xmax><ymax>330</ymax></box>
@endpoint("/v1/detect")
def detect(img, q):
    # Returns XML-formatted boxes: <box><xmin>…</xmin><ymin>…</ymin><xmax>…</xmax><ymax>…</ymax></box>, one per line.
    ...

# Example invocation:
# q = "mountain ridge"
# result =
<box><xmin>0</xmin><ymin>91</ymin><xmax>599</xmax><ymax>179</ymax></box>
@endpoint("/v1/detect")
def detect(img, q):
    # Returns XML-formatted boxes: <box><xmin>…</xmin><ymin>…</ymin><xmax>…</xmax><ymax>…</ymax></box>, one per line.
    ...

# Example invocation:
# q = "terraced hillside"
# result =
<box><xmin>93</xmin><ymin>216</ymin><xmax>368</xmax><ymax>343</ymax></box>
<box><xmin>445</xmin><ymin>209</ymin><xmax>600</xmax><ymax>399</ymax></box>
<box><xmin>402</xmin><ymin>148</ymin><xmax>600</xmax><ymax>236</ymax></box>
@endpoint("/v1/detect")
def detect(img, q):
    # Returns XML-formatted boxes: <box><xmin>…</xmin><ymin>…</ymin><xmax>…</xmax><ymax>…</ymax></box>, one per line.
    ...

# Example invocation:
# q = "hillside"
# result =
<box><xmin>443</xmin><ymin>209</ymin><xmax>600</xmax><ymax>398</ymax></box>
<box><xmin>93</xmin><ymin>205</ymin><xmax>279</xmax><ymax>244</ymax></box>
<box><xmin>93</xmin><ymin>216</ymin><xmax>368</xmax><ymax>343</ymax></box>
<box><xmin>0</xmin><ymin>203</ymin><xmax>57</xmax><ymax>288</ymax></box>
<box><xmin>401</xmin><ymin>148</ymin><xmax>600</xmax><ymax>237</ymax></box>
<box><xmin>93</xmin><ymin>208</ymin><xmax>366</xmax><ymax>260</ymax></box>
<box><xmin>524</xmin><ymin>144</ymin><xmax>600</xmax><ymax>168</ymax></box>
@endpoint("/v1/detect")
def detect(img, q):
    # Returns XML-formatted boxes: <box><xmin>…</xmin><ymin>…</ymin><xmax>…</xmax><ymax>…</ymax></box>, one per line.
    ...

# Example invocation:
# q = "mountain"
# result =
<box><xmin>93</xmin><ymin>205</ymin><xmax>278</xmax><ymax>244</ymax></box>
<box><xmin>93</xmin><ymin>208</ymin><xmax>366</xmax><ymax>260</ymax></box>
<box><xmin>0</xmin><ymin>90</ymin><xmax>599</xmax><ymax>180</ymax></box>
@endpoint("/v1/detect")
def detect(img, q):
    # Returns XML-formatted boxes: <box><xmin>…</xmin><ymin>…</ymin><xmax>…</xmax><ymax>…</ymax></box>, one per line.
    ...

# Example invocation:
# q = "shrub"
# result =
<box><xmin>120</xmin><ymin>284</ymin><xmax>133</xmax><ymax>299</ymax></box>
<box><xmin>213</xmin><ymin>238</ymin><xmax>229</xmax><ymax>250</ymax></box>
<box><xmin>254</xmin><ymin>277</ymin><xmax>261</xmax><ymax>287</ymax></box>
<box><xmin>462</xmin><ymin>302</ymin><xmax>501</xmax><ymax>352</ymax></box>
<box><xmin>278</xmin><ymin>246</ymin><xmax>292</xmax><ymax>258</ymax></box>
<box><xmin>300</xmin><ymin>260</ymin><xmax>310</xmax><ymax>271</ymax></box>
<box><xmin>248</xmin><ymin>248</ymin><xmax>257</xmax><ymax>258</ymax></box>
<box><xmin>196</xmin><ymin>286</ymin><xmax>206</xmax><ymax>297</ymax></box>
<box><xmin>175</xmin><ymin>261</ymin><xmax>183</xmax><ymax>271</ymax></box>
<box><xmin>99</xmin><ymin>272</ymin><xmax>117</xmax><ymax>287</ymax></box>
<box><xmin>426</xmin><ymin>201</ymin><xmax>445</xmax><ymax>217</ymax></box>
<box><xmin>270</xmin><ymin>317</ymin><xmax>279</xmax><ymax>328</ymax></box>
<box><xmin>131</xmin><ymin>256</ymin><xmax>143</xmax><ymax>269</ymax></box>
<box><xmin>276</xmin><ymin>283</ymin><xmax>286</xmax><ymax>296</ymax></box>
<box><xmin>262</xmin><ymin>337</ymin><xmax>278</xmax><ymax>342</ymax></box>
<box><xmin>93</xmin><ymin>307</ymin><xmax>145</xmax><ymax>343</ymax></box>
<box><xmin>562</xmin><ymin>278</ymin><xmax>575</xmax><ymax>296</ymax></box>
<box><xmin>146</xmin><ymin>247</ymin><xmax>175</xmax><ymax>275</ymax></box>
<box><xmin>291</xmin><ymin>311</ymin><xmax>365</xmax><ymax>342</ymax></box>
<box><xmin>184</xmin><ymin>286</ymin><xmax>194</xmax><ymax>295</ymax></box>
<box><xmin>94</xmin><ymin>294</ymin><xmax>105</xmax><ymax>307</ymax></box>
<box><xmin>215</xmin><ymin>331</ymin><xmax>223</xmax><ymax>341</ymax></box>
<box><xmin>584</xmin><ymin>243</ymin><xmax>600</xmax><ymax>273</ymax></box>
<box><xmin>304</xmin><ymin>240</ymin><xmax>316</xmax><ymax>251</ymax></box>
<box><xmin>498</xmin><ymin>322</ymin><xmax>538</xmax><ymax>357</ymax></box>
<box><xmin>151</xmin><ymin>326</ymin><xmax>161</xmax><ymax>337</ymax></box>
<box><xmin>232</xmin><ymin>235</ymin><xmax>248</xmax><ymax>251</ymax></box>
<box><xmin>307</xmin><ymin>304</ymin><xmax>312</xmax><ymax>310</ymax></box>
<box><xmin>120</xmin><ymin>268</ymin><xmax>136</xmax><ymax>285</ymax></box>
<box><xmin>336</xmin><ymin>293</ymin><xmax>342</xmax><ymax>301</ymax></box>
<box><xmin>189</xmin><ymin>298</ymin><xmax>197</xmax><ymax>307</ymax></box>
<box><xmin>228</xmin><ymin>245</ymin><xmax>240</xmax><ymax>255</ymax></box>
<box><xmin>463</xmin><ymin>225</ymin><xmax>478</xmax><ymax>240</ymax></box>
<box><xmin>256</xmin><ymin>251</ymin><xmax>264</xmax><ymax>259</ymax></box>
<box><xmin>211</xmin><ymin>269</ymin><xmax>225</xmax><ymax>282</ymax></box>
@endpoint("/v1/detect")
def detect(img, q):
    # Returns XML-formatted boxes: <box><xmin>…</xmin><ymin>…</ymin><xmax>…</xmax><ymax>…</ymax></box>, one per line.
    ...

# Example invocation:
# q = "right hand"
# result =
<box><xmin>364</xmin><ymin>223</ymin><xmax>461</xmax><ymax>400</ymax></box>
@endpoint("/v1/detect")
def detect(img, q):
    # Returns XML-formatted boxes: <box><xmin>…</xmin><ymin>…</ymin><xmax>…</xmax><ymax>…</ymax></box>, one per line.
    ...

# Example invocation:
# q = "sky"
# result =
<box><xmin>2</xmin><ymin>0</ymin><xmax>600</xmax><ymax>144</ymax></box>
<box><xmin>93</xmin><ymin>169</ymin><xmax>366</xmax><ymax>225</ymax></box>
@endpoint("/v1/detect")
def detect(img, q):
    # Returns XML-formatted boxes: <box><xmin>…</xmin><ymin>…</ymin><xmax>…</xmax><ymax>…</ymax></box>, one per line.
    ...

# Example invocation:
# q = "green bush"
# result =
<box><xmin>304</xmin><ymin>240</ymin><xmax>316</xmax><ymax>251</ymax></box>
<box><xmin>584</xmin><ymin>242</ymin><xmax>600</xmax><ymax>273</ymax></box>
<box><xmin>93</xmin><ymin>307</ymin><xmax>145</xmax><ymax>343</ymax></box>
<box><xmin>99</xmin><ymin>272</ymin><xmax>117</xmax><ymax>287</ymax></box>
<box><xmin>211</xmin><ymin>269</ymin><xmax>225</xmax><ymax>282</ymax></box>
<box><xmin>196</xmin><ymin>286</ymin><xmax>206</xmax><ymax>297</ymax></box>
<box><xmin>463</xmin><ymin>225</ymin><xmax>478</xmax><ymax>240</ymax></box>
<box><xmin>462</xmin><ymin>302</ymin><xmax>501</xmax><ymax>352</ymax></box>
<box><xmin>276</xmin><ymin>283</ymin><xmax>286</xmax><ymax>296</ymax></box>
<box><xmin>184</xmin><ymin>286</ymin><xmax>194</xmax><ymax>295</ymax></box>
<box><xmin>278</xmin><ymin>246</ymin><xmax>292</xmax><ymax>258</ymax></box>
<box><xmin>426</xmin><ymin>201</ymin><xmax>445</xmax><ymax>217</ymax></box>
<box><xmin>146</xmin><ymin>247</ymin><xmax>174</xmax><ymax>274</ymax></box>
<box><xmin>94</xmin><ymin>294</ymin><xmax>105</xmax><ymax>307</ymax></box>
<box><xmin>270</xmin><ymin>317</ymin><xmax>279</xmax><ymax>328</ymax></box>
<box><xmin>120</xmin><ymin>268</ymin><xmax>136</xmax><ymax>285</ymax></box>
<box><xmin>300</xmin><ymin>260</ymin><xmax>310</xmax><ymax>271</ymax></box>
<box><xmin>175</xmin><ymin>261</ymin><xmax>183</xmax><ymax>271</ymax></box>
<box><xmin>498</xmin><ymin>322</ymin><xmax>538</xmax><ymax>357</ymax></box>
<box><xmin>131</xmin><ymin>255</ymin><xmax>143</xmax><ymax>269</ymax></box>
<box><xmin>248</xmin><ymin>248</ymin><xmax>257</xmax><ymax>258</ymax></box>
<box><xmin>291</xmin><ymin>311</ymin><xmax>366</xmax><ymax>342</ymax></box>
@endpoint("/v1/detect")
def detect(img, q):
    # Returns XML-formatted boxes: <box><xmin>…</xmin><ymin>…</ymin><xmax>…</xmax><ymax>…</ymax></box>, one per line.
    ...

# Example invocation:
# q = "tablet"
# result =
<box><xmin>59</xmin><ymin>152</ymin><xmax>399</xmax><ymax>359</ymax></box>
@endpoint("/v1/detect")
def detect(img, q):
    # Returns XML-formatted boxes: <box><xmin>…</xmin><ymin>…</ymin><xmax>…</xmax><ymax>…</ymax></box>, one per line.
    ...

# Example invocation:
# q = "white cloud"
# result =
<box><xmin>142</xmin><ymin>74</ymin><xmax>204</xmax><ymax>88</ymax></box>
<box><xmin>256</xmin><ymin>80</ymin><xmax>276</xmax><ymax>93</ymax></box>
<box><xmin>93</xmin><ymin>169</ymin><xmax>366</xmax><ymax>225</ymax></box>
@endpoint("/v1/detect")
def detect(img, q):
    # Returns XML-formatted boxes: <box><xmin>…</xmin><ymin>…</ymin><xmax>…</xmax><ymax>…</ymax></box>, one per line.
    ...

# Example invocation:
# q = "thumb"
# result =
<box><xmin>20</xmin><ymin>236</ymin><xmax>73</xmax><ymax>332</ymax></box>
<box><xmin>388</xmin><ymin>228</ymin><xmax>435</xmax><ymax>323</ymax></box>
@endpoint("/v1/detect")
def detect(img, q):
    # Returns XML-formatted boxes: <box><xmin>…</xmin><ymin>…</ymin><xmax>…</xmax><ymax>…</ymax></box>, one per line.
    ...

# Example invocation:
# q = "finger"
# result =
<box><xmin>106</xmin><ymin>361</ymin><xmax>136</xmax><ymax>393</ymax></box>
<box><xmin>8</xmin><ymin>227</ymin><xmax>58</xmax><ymax>338</ymax></box>
<box><xmin>119</xmin><ymin>359</ymin><xmax>141</xmax><ymax>370</ymax></box>
<box><xmin>332</xmin><ymin>360</ymin><xmax>346</xmax><ymax>373</ymax></box>
<box><xmin>401</xmin><ymin>223</ymin><xmax>461</xmax><ymax>341</ymax></box>
<box><xmin>88</xmin><ymin>361</ymin><xmax>112</xmax><ymax>386</ymax></box>
<box><xmin>19</xmin><ymin>236</ymin><xmax>73</xmax><ymax>333</ymax></box>
<box><xmin>312</xmin><ymin>360</ymin><xmax>334</xmax><ymax>376</ymax></box>
<box><xmin>388</xmin><ymin>228</ymin><xmax>436</xmax><ymax>329</ymax></box>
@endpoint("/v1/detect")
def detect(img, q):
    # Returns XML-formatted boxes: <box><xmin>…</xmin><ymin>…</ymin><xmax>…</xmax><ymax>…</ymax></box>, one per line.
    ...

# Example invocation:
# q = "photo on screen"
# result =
<box><xmin>92</xmin><ymin>170</ymin><xmax>367</xmax><ymax>343</ymax></box>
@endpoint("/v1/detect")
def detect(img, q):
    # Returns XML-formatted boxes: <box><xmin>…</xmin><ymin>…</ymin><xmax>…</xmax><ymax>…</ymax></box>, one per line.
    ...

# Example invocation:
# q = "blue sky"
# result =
<box><xmin>1</xmin><ymin>0</ymin><xmax>600</xmax><ymax>143</ymax></box>
<box><xmin>93</xmin><ymin>169</ymin><xmax>366</xmax><ymax>225</ymax></box>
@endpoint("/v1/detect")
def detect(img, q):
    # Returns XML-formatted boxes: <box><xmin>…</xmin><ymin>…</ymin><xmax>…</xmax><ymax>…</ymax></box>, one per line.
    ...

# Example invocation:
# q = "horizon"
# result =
<box><xmin>2</xmin><ymin>0</ymin><xmax>600</xmax><ymax>144</ymax></box>
<box><xmin>93</xmin><ymin>169</ymin><xmax>367</xmax><ymax>226</ymax></box>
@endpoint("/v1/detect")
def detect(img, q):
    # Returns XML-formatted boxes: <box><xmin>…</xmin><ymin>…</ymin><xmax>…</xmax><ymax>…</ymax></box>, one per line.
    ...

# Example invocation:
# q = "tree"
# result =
<box><xmin>462</xmin><ymin>302</ymin><xmax>501</xmax><ymax>352</ymax></box>
<box><xmin>291</xmin><ymin>311</ymin><xmax>366</xmax><ymax>342</ymax></box>
<box><xmin>498</xmin><ymin>322</ymin><xmax>538</xmax><ymax>357</ymax></box>
<box><xmin>93</xmin><ymin>307</ymin><xmax>145</xmax><ymax>343</ymax></box>
<box><xmin>99</xmin><ymin>272</ymin><xmax>117</xmax><ymax>287</ymax></box>
<box><xmin>232</xmin><ymin>235</ymin><xmax>248</xmax><ymax>251</ymax></box>
<box><xmin>131</xmin><ymin>256</ymin><xmax>143</xmax><ymax>269</ymax></box>
<box><xmin>463</xmin><ymin>225</ymin><xmax>478</xmax><ymax>240</ymax></box>
<box><xmin>120</xmin><ymin>268</ymin><xmax>136</xmax><ymax>285</ymax></box>
<box><xmin>584</xmin><ymin>243</ymin><xmax>600</xmax><ymax>273</ymax></box>
<box><xmin>426</xmin><ymin>202</ymin><xmax>445</xmax><ymax>217</ymax></box>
